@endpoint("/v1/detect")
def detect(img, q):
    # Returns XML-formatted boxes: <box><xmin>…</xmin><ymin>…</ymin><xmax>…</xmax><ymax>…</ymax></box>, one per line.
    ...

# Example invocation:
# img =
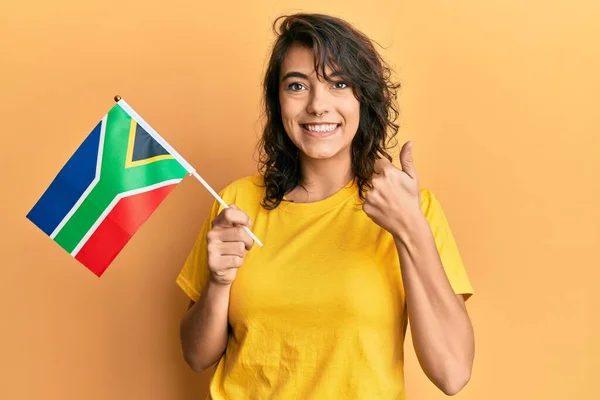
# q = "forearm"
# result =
<box><xmin>395</xmin><ymin>214</ymin><xmax>474</xmax><ymax>395</ymax></box>
<box><xmin>180</xmin><ymin>280</ymin><xmax>231</xmax><ymax>372</ymax></box>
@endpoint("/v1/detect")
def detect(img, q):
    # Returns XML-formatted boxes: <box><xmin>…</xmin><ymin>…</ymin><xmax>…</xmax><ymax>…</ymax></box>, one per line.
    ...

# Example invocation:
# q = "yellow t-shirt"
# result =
<box><xmin>176</xmin><ymin>175</ymin><xmax>473</xmax><ymax>400</ymax></box>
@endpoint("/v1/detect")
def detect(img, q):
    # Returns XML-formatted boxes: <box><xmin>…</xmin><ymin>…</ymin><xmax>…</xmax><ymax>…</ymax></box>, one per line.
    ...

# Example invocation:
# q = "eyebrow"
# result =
<box><xmin>280</xmin><ymin>70</ymin><xmax>344</xmax><ymax>82</ymax></box>
<box><xmin>281</xmin><ymin>71</ymin><xmax>308</xmax><ymax>81</ymax></box>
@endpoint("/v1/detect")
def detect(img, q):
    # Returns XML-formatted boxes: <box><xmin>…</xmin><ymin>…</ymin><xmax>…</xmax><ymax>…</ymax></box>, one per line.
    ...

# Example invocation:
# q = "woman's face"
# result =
<box><xmin>279</xmin><ymin>45</ymin><xmax>360</xmax><ymax>161</ymax></box>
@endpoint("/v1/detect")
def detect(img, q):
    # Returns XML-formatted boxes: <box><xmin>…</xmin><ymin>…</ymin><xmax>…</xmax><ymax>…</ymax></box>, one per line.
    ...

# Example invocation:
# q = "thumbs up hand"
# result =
<box><xmin>362</xmin><ymin>141</ymin><xmax>423</xmax><ymax>239</ymax></box>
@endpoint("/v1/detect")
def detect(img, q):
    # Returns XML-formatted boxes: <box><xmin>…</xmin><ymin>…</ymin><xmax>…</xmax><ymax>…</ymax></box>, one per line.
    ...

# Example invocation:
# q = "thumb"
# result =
<box><xmin>228</xmin><ymin>204</ymin><xmax>252</xmax><ymax>227</ymax></box>
<box><xmin>399</xmin><ymin>141</ymin><xmax>417</xmax><ymax>179</ymax></box>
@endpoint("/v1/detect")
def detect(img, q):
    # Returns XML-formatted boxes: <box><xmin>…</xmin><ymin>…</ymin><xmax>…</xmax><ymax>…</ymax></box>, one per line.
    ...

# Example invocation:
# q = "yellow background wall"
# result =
<box><xmin>1</xmin><ymin>1</ymin><xmax>597</xmax><ymax>399</ymax></box>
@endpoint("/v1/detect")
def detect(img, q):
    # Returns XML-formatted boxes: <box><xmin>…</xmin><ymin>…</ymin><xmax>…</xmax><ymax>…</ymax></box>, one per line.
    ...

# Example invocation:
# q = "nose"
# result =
<box><xmin>306</xmin><ymin>85</ymin><xmax>329</xmax><ymax>116</ymax></box>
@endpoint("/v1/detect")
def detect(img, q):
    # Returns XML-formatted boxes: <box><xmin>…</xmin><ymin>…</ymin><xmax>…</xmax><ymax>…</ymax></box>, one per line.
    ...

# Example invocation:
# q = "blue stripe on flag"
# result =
<box><xmin>27</xmin><ymin>120</ymin><xmax>102</xmax><ymax>236</ymax></box>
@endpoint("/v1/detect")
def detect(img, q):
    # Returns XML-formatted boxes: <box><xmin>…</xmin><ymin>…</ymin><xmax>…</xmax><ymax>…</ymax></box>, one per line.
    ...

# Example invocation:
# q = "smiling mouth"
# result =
<box><xmin>300</xmin><ymin>123</ymin><xmax>341</xmax><ymax>133</ymax></box>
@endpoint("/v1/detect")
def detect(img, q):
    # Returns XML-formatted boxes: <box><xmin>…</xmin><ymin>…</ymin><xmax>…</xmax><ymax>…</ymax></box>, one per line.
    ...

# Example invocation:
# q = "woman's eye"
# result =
<box><xmin>288</xmin><ymin>83</ymin><xmax>306</xmax><ymax>91</ymax></box>
<box><xmin>333</xmin><ymin>82</ymin><xmax>349</xmax><ymax>89</ymax></box>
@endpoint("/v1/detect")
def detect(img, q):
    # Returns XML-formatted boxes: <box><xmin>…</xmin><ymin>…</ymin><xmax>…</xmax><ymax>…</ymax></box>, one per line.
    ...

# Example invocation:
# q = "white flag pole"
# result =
<box><xmin>114</xmin><ymin>96</ymin><xmax>263</xmax><ymax>248</ymax></box>
<box><xmin>189</xmin><ymin>171</ymin><xmax>263</xmax><ymax>247</ymax></box>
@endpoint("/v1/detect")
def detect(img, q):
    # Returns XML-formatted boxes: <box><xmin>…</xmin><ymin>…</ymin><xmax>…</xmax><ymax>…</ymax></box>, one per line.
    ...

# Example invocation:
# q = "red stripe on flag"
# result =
<box><xmin>75</xmin><ymin>184</ymin><xmax>178</xmax><ymax>277</ymax></box>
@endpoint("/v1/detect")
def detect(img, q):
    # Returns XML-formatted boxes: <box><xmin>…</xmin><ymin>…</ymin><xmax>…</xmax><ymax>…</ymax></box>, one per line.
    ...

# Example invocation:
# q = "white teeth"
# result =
<box><xmin>304</xmin><ymin>124</ymin><xmax>338</xmax><ymax>133</ymax></box>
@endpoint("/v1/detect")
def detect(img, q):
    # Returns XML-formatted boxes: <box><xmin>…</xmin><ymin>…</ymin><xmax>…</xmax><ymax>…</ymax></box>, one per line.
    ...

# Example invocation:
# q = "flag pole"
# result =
<box><xmin>113</xmin><ymin>95</ymin><xmax>263</xmax><ymax>248</ymax></box>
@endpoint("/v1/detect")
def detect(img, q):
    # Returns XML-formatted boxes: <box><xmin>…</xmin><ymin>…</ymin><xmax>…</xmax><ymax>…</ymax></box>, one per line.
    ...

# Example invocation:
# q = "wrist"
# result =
<box><xmin>392</xmin><ymin>210</ymin><xmax>430</xmax><ymax>245</ymax></box>
<box><xmin>207</xmin><ymin>276</ymin><xmax>233</xmax><ymax>291</ymax></box>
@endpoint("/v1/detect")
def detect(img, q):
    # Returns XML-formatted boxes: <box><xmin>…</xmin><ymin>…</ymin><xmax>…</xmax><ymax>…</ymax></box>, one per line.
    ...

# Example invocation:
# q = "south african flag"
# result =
<box><xmin>27</xmin><ymin>99</ymin><xmax>192</xmax><ymax>277</ymax></box>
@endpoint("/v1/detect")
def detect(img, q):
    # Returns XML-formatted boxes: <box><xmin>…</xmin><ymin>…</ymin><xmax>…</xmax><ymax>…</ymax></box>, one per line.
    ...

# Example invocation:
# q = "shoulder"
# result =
<box><xmin>418</xmin><ymin>187</ymin><xmax>454</xmax><ymax>228</ymax></box>
<box><xmin>219</xmin><ymin>174</ymin><xmax>266</xmax><ymax>205</ymax></box>
<box><xmin>419</xmin><ymin>187</ymin><xmax>436</xmax><ymax>211</ymax></box>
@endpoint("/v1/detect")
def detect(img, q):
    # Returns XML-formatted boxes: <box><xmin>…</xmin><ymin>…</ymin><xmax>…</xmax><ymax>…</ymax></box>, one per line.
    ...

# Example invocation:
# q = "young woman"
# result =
<box><xmin>177</xmin><ymin>13</ymin><xmax>474</xmax><ymax>399</ymax></box>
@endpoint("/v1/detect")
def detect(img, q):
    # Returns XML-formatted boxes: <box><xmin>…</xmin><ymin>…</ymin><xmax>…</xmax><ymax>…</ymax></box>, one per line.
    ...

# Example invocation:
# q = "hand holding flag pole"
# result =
<box><xmin>113</xmin><ymin>95</ymin><xmax>263</xmax><ymax>248</ymax></box>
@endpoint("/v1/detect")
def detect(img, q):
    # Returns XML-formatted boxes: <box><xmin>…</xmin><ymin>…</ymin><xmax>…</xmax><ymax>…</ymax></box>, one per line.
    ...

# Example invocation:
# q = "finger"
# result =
<box><xmin>373</xmin><ymin>158</ymin><xmax>390</xmax><ymax>175</ymax></box>
<box><xmin>361</xmin><ymin>201</ymin><xmax>377</xmax><ymax>219</ymax></box>
<box><xmin>215</xmin><ymin>255</ymin><xmax>244</xmax><ymax>270</ymax></box>
<box><xmin>213</xmin><ymin>205</ymin><xmax>252</xmax><ymax>228</ymax></box>
<box><xmin>365</xmin><ymin>184</ymin><xmax>382</xmax><ymax>205</ymax></box>
<box><xmin>210</xmin><ymin>225</ymin><xmax>254</xmax><ymax>250</ymax></box>
<box><xmin>399</xmin><ymin>141</ymin><xmax>417</xmax><ymax>179</ymax></box>
<box><xmin>214</xmin><ymin>241</ymin><xmax>247</xmax><ymax>258</ymax></box>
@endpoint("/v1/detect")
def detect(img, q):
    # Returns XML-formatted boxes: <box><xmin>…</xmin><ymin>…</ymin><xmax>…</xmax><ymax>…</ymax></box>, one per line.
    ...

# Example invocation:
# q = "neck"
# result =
<box><xmin>288</xmin><ymin>153</ymin><xmax>354</xmax><ymax>203</ymax></box>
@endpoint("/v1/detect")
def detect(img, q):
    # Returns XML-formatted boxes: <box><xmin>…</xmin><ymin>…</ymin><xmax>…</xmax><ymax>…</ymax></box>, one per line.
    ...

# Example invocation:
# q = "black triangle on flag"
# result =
<box><xmin>131</xmin><ymin>123</ymin><xmax>170</xmax><ymax>162</ymax></box>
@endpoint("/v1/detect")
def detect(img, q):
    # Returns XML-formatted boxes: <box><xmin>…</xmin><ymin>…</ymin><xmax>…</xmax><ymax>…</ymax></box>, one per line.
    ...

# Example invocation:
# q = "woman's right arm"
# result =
<box><xmin>179</xmin><ymin>205</ymin><xmax>254</xmax><ymax>372</ymax></box>
<box><xmin>180</xmin><ymin>282</ymin><xmax>232</xmax><ymax>371</ymax></box>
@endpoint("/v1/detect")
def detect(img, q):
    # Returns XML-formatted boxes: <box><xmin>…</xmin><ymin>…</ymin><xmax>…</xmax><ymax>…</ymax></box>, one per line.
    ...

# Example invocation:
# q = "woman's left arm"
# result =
<box><xmin>363</xmin><ymin>141</ymin><xmax>474</xmax><ymax>395</ymax></box>
<box><xmin>394</xmin><ymin>213</ymin><xmax>474</xmax><ymax>395</ymax></box>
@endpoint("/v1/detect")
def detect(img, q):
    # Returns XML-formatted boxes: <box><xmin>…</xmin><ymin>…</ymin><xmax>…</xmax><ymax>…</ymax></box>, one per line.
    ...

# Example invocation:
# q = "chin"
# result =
<box><xmin>308</xmin><ymin>153</ymin><xmax>337</xmax><ymax>160</ymax></box>
<box><xmin>301</xmin><ymin>146</ymin><xmax>343</xmax><ymax>160</ymax></box>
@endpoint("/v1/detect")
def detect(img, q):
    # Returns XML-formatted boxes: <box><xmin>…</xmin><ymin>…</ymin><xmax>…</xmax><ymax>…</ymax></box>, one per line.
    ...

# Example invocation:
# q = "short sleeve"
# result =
<box><xmin>420</xmin><ymin>189</ymin><xmax>474</xmax><ymax>299</ymax></box>
<box><xmin>176</xmin><ymin>197</ymin><xmax>225</xmax><ymax>302</ymax></box>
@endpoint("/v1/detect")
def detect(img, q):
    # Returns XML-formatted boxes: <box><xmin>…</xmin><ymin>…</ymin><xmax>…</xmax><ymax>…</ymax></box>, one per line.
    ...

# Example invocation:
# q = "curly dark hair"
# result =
<box><xmin>257</xmin><ymin>13</ymin><xmax>400</xmax><ymax>210</ymax></box>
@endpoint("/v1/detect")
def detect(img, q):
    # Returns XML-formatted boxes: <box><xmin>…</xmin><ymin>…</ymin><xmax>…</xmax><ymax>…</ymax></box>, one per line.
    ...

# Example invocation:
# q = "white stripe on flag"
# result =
<box><xmin>51</xmin><ymin>116</ymin><xmax>107</xmax><ymax>239</ymax></box>
<box><xmin>70</xmin><ymin>178</ymin><xmax>183</xmax><ymax>256</ymax></box>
